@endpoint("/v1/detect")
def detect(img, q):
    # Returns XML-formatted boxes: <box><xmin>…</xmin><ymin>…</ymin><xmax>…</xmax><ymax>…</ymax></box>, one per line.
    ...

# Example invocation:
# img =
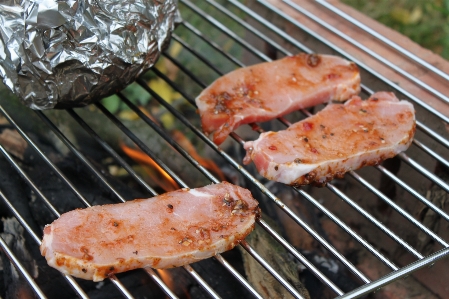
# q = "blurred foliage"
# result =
<box><xmin>342</xmin><ymin>0</ymin><xmax>449</xmax><ymax>59</ymax></box>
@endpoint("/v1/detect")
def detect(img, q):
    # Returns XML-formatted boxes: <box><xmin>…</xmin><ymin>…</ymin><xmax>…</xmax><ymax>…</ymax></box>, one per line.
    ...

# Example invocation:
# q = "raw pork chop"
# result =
<box><xmin>40</xmin><ymin>182</ymin><xmax>260</xmax><ymax>281</ymax></box>
<box><xmin>243</xmin><ymin>92</ymin><xmax>415</xmax><ymax>185</ymax></box>
<box><xmin>196</xmin><ymin>53</ymin><xmax>360</xmax><ymax>145</ymax></box>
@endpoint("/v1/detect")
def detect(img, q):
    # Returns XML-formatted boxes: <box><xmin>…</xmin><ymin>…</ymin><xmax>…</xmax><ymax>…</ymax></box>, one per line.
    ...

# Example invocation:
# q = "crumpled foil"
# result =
<box><xmin>0</xmin><ymin>0</ymin><xmax>180</xmax><ymax>109</ymax></box>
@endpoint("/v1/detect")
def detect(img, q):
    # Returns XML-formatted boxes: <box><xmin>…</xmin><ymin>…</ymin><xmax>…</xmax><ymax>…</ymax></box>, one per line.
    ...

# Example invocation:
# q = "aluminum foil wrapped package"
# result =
<box><xmin>0</xmin><ymin>0</ymin><xmax>180</xmax><ymax>109</ymax></box>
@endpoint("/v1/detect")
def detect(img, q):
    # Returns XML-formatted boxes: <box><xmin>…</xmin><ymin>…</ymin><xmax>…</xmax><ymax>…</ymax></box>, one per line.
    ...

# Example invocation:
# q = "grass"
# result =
<box><xmin>341</xmin><ymin>0</ymin><xmax>449</xmax><ymax>60</ymax></box>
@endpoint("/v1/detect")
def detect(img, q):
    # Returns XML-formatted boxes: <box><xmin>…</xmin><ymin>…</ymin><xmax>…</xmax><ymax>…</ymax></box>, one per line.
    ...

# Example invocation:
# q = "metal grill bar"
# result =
<box><xmin>35</xmin><ymin>111</ymin><xmax>128</xmax><ymax>203</ymax></box>
<box><xmin>0</xmin><ymin>232</ymin><xmax>46</xmax><ymax>299</ymax></box>
<box><xmin>0</xmin><ymin>145</ymin><xmax>61</xmax><ymax>218</ymax></box>
<box><xmin>375</xmin><ymin>165</ymin><xmax>449</xmax><ymax>222</ymax></box>
<box><xmin>0</xmin><ymin>146</ymin><xmax>91</xmax><ymax>299</ymax></box>
<box><xmin>336</xmin><ymin>247</ymin><xmax>449</xmax><ymax>299</ymax></box>
<box><xmin>415</xmin><ymin>121</ymin><xmax>449</xmax><ymax>149</ymax></box>
<box><xmin>398</xmin><ymin>153</ymin><xmax>449</xmax><ymax>193</ymax></box>
<box><xmin>257</xmin><ymin>219</ymin><xmax>344</xmax><ymax>295</ymax></box>
<box><xmin>240</xmin><ymin>240</ymin><xmax>305</xmax><ymax>299</ymax></box>
<box><xmin>213</xmin><ymin>254</ymin><xmax>264</xmax><ymax>299</ymax></box>
<box><xmin>347</xmin><ymin>170</ymin><xmax>448</xmax><ymax>247</ymax></box>
<box><xmin>181</xmin><ymin>21</ymin><xmax>245</xmax><ymax>68</ymax></box>
<box><xmin>66</xmin><ymin>109</ymin><xmax>157</xmax><ymax>196</ymax></box>
<box><xmin>183</xmin><ymin>1</ymin><xmax>268</xmax><ymax>62</ymax></box>
<box><xmin>296</xmin><ymin>185</ymin><xmax>399</xmax><ymax>269</ymax></box>
<box><xmin>413</xmin><ymin>139</ymin><xmax>449</xmax><ymax>169</ymax></box>
<box><xmin>325</xmin><ymin>182</ymin><xmax>423</xmax><ymax>258</ymax></box>
<box><xmin>183</xmin><ymin>265</ymin><xmax>222</xmax><ymax>299</ymax></box>
<box><xmin>143</xmin><ymin>269</ymin><xmax>178</xmax><ymax>299</ymax></box>
<box><xmin>0</xmin><ymin>107</ymin><xmax>91</xmax><ymax>207</ymax></box>
<box><xmin>118</xmin><ymin>95</ymin><xmax>219</xmax><ymax>184</ymax></box>
<box><xmin>315</xmin><ymin>0</ymin><xmax>449</xmax><ymax>81</ymax></box>
<box><xmin>206</xmin><ymin>0</ymin><xmax>289</xmax><ymax>56</ymax></box>
<box><xmin>171</xmin><ymin>34</ymin><xmax>223</xmax><ymax>74</ymax></box>
<box><xmin>283</xmin><ymin>0</ymin><xmax>449</xmax><ymax>104</ymax></box>
<box><xmin>95</xmin><ymin>103</ymin><xmax>188</xmax><ymax>189</ymax></box>
<box><xmin>0</xmin><ymin>189</ymin><xmax>41</xmax><ymax>246</ymax></box>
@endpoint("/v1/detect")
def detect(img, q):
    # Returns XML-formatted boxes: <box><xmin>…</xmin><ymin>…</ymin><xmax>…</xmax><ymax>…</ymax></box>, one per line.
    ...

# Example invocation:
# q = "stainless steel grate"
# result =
<box><xmin>1</xmin><ymin>1</ymin><xmax>449</xmax><ymax>298</ymax></box>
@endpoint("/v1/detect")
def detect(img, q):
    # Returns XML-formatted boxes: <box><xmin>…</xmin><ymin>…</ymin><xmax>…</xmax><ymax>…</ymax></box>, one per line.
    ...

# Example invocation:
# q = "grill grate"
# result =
<box><xmin>1</xmin><ymin>1</ymin><xmax>449</xmax><ymax>298</ymax></box>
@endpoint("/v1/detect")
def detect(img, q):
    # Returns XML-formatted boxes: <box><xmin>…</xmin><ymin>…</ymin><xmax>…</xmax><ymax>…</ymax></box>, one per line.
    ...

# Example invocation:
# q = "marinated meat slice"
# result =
<box><xmin>243</xmin><ymin>92</ymin><xmax>416</xmax><ymax>186</ymax></box>
<box><xmin>195</xmin><ymin>53</ymin><xmax>360</xmax><ymax>145</ymax></box>
<box><xmin>40</xmin><ymin>182</ymin><xmax>260</xmax><ymax>281</ymax></box>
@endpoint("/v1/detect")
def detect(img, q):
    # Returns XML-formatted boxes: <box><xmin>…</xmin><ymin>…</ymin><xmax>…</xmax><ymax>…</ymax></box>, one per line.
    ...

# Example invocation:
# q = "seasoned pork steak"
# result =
<box><xmin>243</xmin><ymin>92</ymin><xmax>415</xmax><ymax>185</ymax></box>
<box><xmin>40</xmin><ymin>182</ymin><xmax>260</xmax><ymax>281</ymax></box>
<box><xmin>196</xmin><ymin>53</ymin><xmax>360</xmax><ymax>145</ymax></box>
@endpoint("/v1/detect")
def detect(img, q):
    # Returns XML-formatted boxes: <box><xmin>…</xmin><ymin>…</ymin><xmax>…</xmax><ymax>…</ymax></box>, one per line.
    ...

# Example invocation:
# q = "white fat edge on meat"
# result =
<box><xmin>188</xmin><ymin>188</ymin><xmax>215</xmax><ymax>216</ymax></box>
<box><xmin>41</xmin><ymin>226</ymin><xmax>59</xmax><ymax>274</ymax></box>
<box><xmin>396</xmin><ymin>100</ymin><xmax>415</xmax><ymax>115</ymax></box>
<box><xmin>188</xmin><ymin>189</ymin><xmax>211</xmax><ymax>197</ymax></box>
<box><xmin>266</xmin><ymin>140</ymin><xmax>411</xmax><ymax>185</ymax></box>
<box><xmin>195</xmin><ymin>95</ymin><xmax>209</xmax><ymax>112</ymax></box>
<box><xmin>265</xmin><ymin>161</ymin><xmax>318</xmax><ymax>185</ymax></box>
<box><xmin>41</xmin><ymin>225</ymin><xmax>54</xmax><ymax>256</ymax></box>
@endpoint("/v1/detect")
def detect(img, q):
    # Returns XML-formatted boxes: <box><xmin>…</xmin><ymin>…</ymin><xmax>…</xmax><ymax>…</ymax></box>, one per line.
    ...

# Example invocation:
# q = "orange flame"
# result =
<box><xmin>156</xmin><ymin>269</ymin><xmax>191</xmax><ymax>299</ymax></box>
<box><xmin>120</xmin><ymin>143</ymin><xmax>180</xmax><ymax>192</ymax></box>
<box><xmin>156</xmin><ymin>269</ymin><xmax>175</xmax><ymax>291</ymax></box>
<box><xmin>172</xmin><ymin>130</ymin><xmax>226</xmax><ymax>182</ymax></box>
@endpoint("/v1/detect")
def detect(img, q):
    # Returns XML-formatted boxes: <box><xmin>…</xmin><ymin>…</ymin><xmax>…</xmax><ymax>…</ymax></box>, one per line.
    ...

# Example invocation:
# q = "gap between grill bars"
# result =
<box><xmin>0</xmin><ymin>1</ymin><xmax>448</xmax><ymax>299</ymax></box>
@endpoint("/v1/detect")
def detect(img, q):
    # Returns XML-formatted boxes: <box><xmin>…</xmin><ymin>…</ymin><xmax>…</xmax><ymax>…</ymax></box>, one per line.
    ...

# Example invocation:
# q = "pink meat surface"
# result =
<box><xmin>40</xmin><ymin>182</ymin><xmax>260</xmax><ymax>281</ymax></box>
<box><xmin>195</xmin><ymin>53</ymin><xmax>361</xmax><ymax>145</ymax></box>
<box><xmin>243</xmin><ymin>92</ymin><xmax>416</xmax><ymax>185</ymax></box>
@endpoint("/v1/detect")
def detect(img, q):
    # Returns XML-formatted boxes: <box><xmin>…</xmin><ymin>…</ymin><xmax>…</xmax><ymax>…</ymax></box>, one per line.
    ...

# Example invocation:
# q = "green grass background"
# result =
<box><xmin>342</xmin><ymin>0</ymin><xmax>449</xmax><ymax>60</ymax></box>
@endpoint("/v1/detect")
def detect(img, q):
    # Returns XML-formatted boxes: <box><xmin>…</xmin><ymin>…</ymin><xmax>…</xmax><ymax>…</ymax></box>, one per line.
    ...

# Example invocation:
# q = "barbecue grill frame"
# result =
<box><xmin>1</xmin><ymin>1</ymin><xmax>449</xmax><ymax>298</ymax></box>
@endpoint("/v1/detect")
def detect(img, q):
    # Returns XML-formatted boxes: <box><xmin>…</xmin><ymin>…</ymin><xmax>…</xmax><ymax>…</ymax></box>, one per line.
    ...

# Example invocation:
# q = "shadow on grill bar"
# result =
<box><xmin>1</xmin><ymin>1</ymin><xmax>449</xmax><ymax>298</ymax></box>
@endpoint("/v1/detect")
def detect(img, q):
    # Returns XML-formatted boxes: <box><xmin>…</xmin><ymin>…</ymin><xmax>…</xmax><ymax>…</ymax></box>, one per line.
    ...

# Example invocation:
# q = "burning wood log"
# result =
<box><xmin>239</xmin><ymin>220</ymin><xmax>311</xmax><ymax>299</ymax></box>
